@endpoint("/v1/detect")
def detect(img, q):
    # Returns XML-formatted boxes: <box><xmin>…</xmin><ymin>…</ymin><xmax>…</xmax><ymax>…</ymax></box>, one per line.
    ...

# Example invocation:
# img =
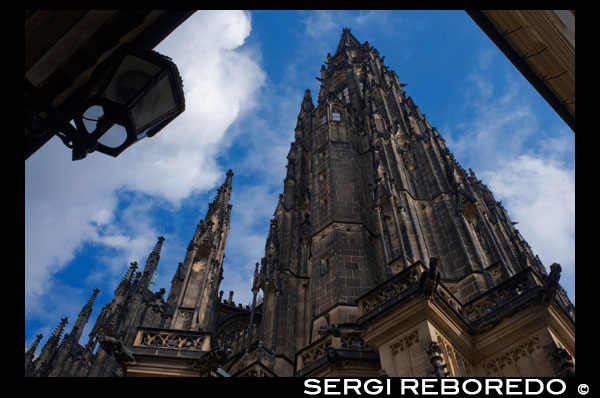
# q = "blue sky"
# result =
<box><xmin>25</xmin><ymin>10</ymin><xmax>574</xmax><ymax>350</ymax></box>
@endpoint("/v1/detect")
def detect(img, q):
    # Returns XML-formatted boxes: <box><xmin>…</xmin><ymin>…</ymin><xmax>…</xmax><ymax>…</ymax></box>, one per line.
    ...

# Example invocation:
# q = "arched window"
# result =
<box><xmin>331</xmin><ymin>109</ymin><xmax>341</xmax><ymax>122</ymax></box>
<box><xmin>335</xmin><ymin>87</ymin><xmax>350</xmax><ymax>104</ymax></box>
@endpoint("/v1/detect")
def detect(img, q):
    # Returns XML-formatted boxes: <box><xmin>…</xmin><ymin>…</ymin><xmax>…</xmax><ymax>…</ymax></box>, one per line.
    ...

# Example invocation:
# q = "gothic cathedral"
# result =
<box><xmin>26</xmin><ymin>29</ymin><xmax>575</xmax><ymax>378</ymax></box>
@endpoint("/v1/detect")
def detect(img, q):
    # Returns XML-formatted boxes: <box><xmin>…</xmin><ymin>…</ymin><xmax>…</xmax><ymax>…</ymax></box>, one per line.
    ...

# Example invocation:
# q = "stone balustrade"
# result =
<box><xmin>356</xmin><ymin>260</ymin><xmax>559</xmax><ymax>330</ymax></box>
<box><xmin>356</xmin><ymin>261</ymin><xmax>425</xmax><ymax>317</ymax></box>
<box><xmin>132</xmin><ymin>327</ymin><xmax>212</xmax><ymax>352</ymax></box>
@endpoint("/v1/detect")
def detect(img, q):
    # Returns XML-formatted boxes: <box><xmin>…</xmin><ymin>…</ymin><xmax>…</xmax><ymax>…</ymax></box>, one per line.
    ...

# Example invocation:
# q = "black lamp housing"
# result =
<box><xmin>72</xmin><ymin>43</ymin><xmax>186</xmax><ymax>159</ymax></box>
<box><xmin>25</xmin><ymin>43</ymin><xmax>185</xmax><ymax>161</ymax></box>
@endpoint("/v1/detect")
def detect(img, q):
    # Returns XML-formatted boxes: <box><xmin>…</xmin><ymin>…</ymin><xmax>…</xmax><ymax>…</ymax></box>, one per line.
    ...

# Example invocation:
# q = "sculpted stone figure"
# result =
<box><xmin>420</xmin><ymin>257</ymin><xmax>441</xmax><ymax>297</ymax></box>
<box><xmin>98</xmin><ymin>333</ymin><xmax>135</xmax><ymax>377</ymax></box>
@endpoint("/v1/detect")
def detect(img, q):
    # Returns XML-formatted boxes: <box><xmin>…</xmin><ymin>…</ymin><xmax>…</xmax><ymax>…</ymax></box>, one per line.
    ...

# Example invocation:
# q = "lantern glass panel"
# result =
<box><xmin>102</xmin><ymin>54</ymin><xmax>162</xmax><ymax>106</ymax></box>
<box><xmin>98</xmin><ymin>123</ymin><xmax>128</xmax><ymax>148</ymax></box>
<box><xmin>130</xmin><ymin>73</ymin><xmax>177</xmax><ymax>134</ymax></box>
<box><xmin>82</xmin><ymin>105</ymin><xmax>105</xmax><ymax>133</ymax></box>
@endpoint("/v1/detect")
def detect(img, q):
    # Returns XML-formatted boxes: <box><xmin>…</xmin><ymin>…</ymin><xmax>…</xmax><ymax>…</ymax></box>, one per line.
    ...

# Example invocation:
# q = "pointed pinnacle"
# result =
<box><xmin>50</xmin><ymin>317</ymin><xmax>68</xmax><ymax>340</ymax></box>
<box><xmin>88</xmin><ymin>288</ymin><xmax>100</xmax><ymax>302</ymax></box>
<box><xmin>82</xmin><ymin>288</ymin><xmax>100</xmax><ymax>312</ymax></box>
<box><xmin>27</xmin><ymin>334</ymin><xmax>44</xmax><ymax>353</ymax></box>
<box><xmin>153</xmin><ymin>236</ymin><xmax>165</xmax><ymax>255</ymax></box>
<box><xmin>301</xmin><ymin>89</ymin><xmax>315</xmax><ymax>112</ymax></box>
<box><xmin>334</xmin><ymin>27</ymin><xmax>361</xmax><ymax>56</ymax></box>
<box><xmin>224</xmin><ymin>170</ymin><xmax>234</xmax><ymax>190</ymax></box>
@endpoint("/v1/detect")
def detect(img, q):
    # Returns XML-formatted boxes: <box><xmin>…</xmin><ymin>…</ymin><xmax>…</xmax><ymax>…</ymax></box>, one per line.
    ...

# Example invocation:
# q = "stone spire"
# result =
<box><xmin>140</xmin><ymin>236</ymin><xmax>165</xmax><ymax>292</ymax></box>
<box><xmin>25</xmin><ymin>333</ymin><xmax>43</xmax><ymax>374</ymax></box>
<box><xmin>334</xmin><ymin>27</ymin><xmax>362</xmax><ymax>56</ymax></box>
<box><xmin>301</xmin><ymin>89</ymin><xmax>314</xmax><ymax>112</ymax></box>
<box><xmin>26</xmin><ymin>333</ymin><xmax>43</xmax><ymax>357</ymax></box>
<box><xmin>168</xmin><ymin>170</ymin><xmax>234</xmax><ymax>331</ymax></box>
<box><xmin>115</xmin><ymin>261</ymin><xmax>138</xmax><ymax>295</ymax></box>
<box><xmin>153</xmin><ymin>235</ymin><xmax>166</xmax><ymax>255</ymax></box>
<box><xmin>42</xmin><ymin>317</ymin><xmax>68</xmax><ymax>352</ymax></box>
<box><xmin>206</xmin><ymin>169</ymin><xmax>234</xmax><ymax>223</ymax></box>
<box><xmin>32</xmin><ymin>317</ymin><xmax>68</xmax><ymax>375</ymax></box>
<box><xmin>70</xmin><ymin>288</ymin><xmax>100</xmax><ymax>344</ymax></box>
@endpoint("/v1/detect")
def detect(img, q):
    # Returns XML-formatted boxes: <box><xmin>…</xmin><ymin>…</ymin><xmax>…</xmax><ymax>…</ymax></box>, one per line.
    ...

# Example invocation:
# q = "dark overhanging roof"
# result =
<box><xmin>25</xmin><ymin>10</ymin><xmax>196</xmax><ymax>159</ymax></box>
<box><xmin>465</xmin><ymin>10</ymin><xmax>575</xmax><ymax>133</ymax></box>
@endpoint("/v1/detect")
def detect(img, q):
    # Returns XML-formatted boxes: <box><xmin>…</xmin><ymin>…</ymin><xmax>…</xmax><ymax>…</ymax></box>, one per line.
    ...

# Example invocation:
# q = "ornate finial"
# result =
<box><xmin>84</xmin><ymin>288</ymin><xmax>100</xmax><ymax>309</ymax></box>
<box><xmin>149</xmin><ymin>273</ymin><xmax>158</xmax><ymax>291</ymax></box>
<box><xmin>117</xmin><ymin>262</ymin><xmax>138</xmax><ymax>293</ymax></box>
<box><xmin>301</xmin><ymin>90</ymin><xmax>314</xmax><ymax>112</ymax></box>
<box><xmin>27</xmin><ymin>333</ymin><xmax>44</xmax><ymax>354</ymax></box>
<box><xmin>51</xmin><ymin>317</ymin><xmax>68</xmax><ymax>341</ymax></box>
<box><xmin>152</xmin><ymin>236</ymin><xmax>165</xmax><ymax>254</ymax></box>
<box><xmin>223</xmin><ymin>170</ymin><xmax>234</xmax><ymax>190</ymax></box>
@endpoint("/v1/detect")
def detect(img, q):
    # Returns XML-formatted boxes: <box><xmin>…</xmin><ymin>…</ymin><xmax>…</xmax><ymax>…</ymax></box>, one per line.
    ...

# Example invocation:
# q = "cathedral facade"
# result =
<box><xmin>25</xmin><ymin>29</ymin><xmax>575</xmax><ymax>378</ymax></box>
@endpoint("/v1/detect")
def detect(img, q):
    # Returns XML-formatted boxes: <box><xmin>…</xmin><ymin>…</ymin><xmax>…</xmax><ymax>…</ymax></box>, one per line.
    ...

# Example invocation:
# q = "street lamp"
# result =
<box><xmin>25</xmin><ymin>43</ymin><xmax>185</xmax><ymax>160</ymax></box>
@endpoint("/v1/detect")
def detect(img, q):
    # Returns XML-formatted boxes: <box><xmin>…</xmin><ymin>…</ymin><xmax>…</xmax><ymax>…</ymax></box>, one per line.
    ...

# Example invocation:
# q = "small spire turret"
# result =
<box><xmin>33</xmin><ymin>317</ymin><xmax>68</xmax><ymax>375</ymax></box>
<box><xmin>205</xmin><ymin>170</ymin><xmax>234</xmax><ymax>223</ymax></box>
<box><xmin>26</xmin><ymin>333</ymin><xmax>43</xmax><ymax>356</ymax></box>
<box><xmin>168</xmin><ymin>170</ymin><xmax>234</xmax><ymax>331</ymax></box>
<box><xmin>153</xmin><ymin>236</ymin><xmax>165</xmax><ymax>255</ymax></box>
<box><xmin>70</xmin><ymin>288</ymin><xmax>100</xmax><ymax>344</ymax></box>
<box><xmin>140</xmin><ymin>236</ymin><xmax>165</xmax><ymax>292</ymax></box>
<box><xmin>116</xmin><ymin>261</ymin><xmax>138</xmax><ymax>295</ymax></box>
<box><xmin>301</xmin><ymin>89</ymin><xmax>314</xmax><ymax>113</ymax></box>
<box><xmin>25</xmin><ymin>333</ymin><xmax>44</xmax><ymax>375</ymax></box>
<box><xmin>45</xmin><ymin>317</ymin><xmax>68</xmax><ymax>348</ymax></box>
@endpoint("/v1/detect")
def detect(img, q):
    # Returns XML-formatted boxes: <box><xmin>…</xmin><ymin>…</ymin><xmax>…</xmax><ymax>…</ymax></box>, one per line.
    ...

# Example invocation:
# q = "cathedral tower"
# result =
<box><xmin>27</xmin><ymin>29</ymin><xmax>574</xmax><ymax>379</ymax></box>
<box><xmin>246</xmin><ymin>28</ymin><xmax>574</xmax><ymax>377</ymax></box>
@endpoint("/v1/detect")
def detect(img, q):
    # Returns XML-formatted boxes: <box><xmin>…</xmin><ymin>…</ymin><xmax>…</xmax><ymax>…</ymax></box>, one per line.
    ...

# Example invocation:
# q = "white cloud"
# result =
<box><xmin>302</xmin><ymin>10</ymin><xmax>400</xmax><ymax>40</ymax></box>
<box><xmin>481</xmin><ymin>155</ymin><xmax>575</xmax><ymax>277</ymax></box>
<box><xmin>302</xmin><ymin>10</ymin><xmax>338</xmax><ymax>40</ymax></box>
<box><xmin>216</xmin><ymin>95</ymin><xmax>296</xmax><ymax>305</ymax></box>
<box><xmin>25</xmin><ymin>11</ymin><xmax>265</xmax><ymax>319</ymax></box>
<box><xmin>442</xmin><ymin>49</ymin><xmax>575</xmax><ymax>300</ymax></box>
